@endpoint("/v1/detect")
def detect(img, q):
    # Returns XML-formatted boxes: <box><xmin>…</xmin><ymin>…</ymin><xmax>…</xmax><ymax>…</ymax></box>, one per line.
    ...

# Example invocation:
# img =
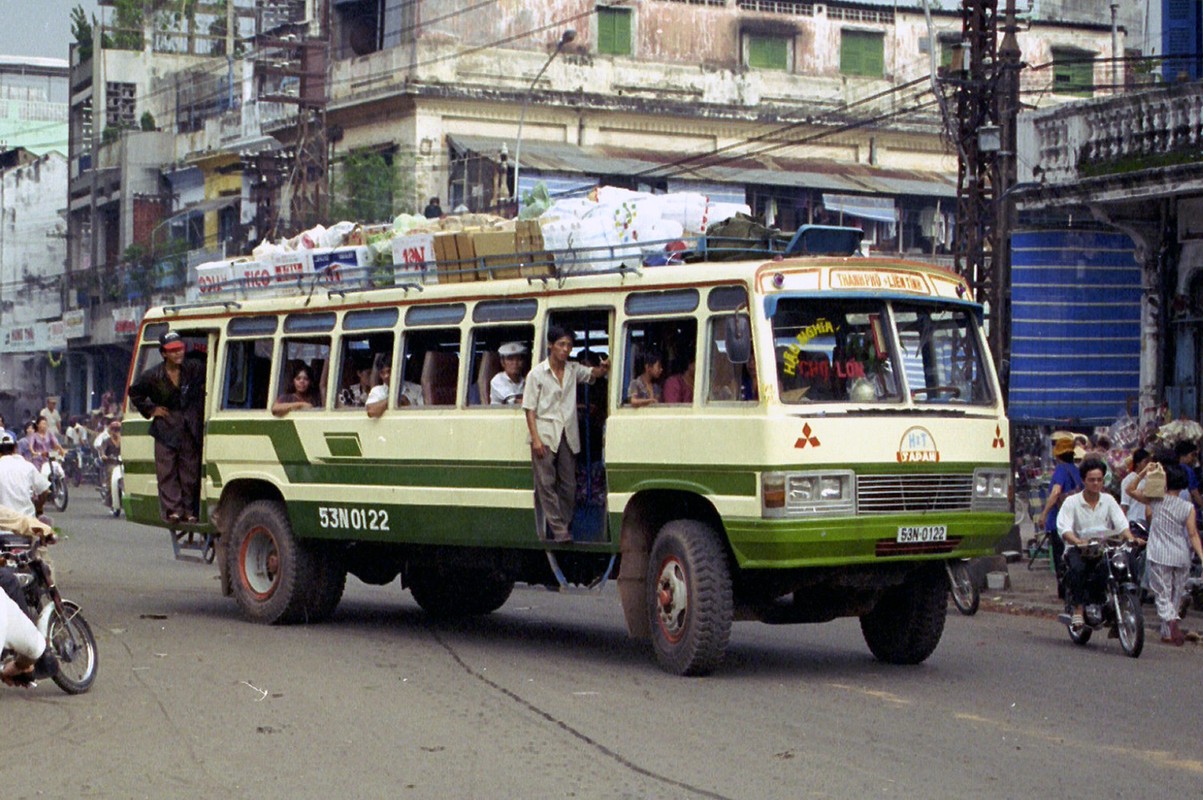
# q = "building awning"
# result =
<box><xmin>447</xmin><ymin>134</ymin><xmax>956</xmax><ymax>199</ymax></box>
<box><xmin>822</xmin><ymin>193</ymin><xmax>897</xmax><ymax>224</ymax></box>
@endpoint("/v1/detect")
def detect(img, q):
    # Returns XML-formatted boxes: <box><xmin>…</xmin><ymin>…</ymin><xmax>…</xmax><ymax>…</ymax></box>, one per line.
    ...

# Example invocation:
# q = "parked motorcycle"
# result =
<box><xmin>41</xmin><ymin>453</ymin><xmax>69</xmax><ymax>512</ymax></box>
<box><xmin>0</xmin><ymin>536</ymin><xmax>98</xmax><ymax>693</ymax></box>
<box><xmin>946</xmin><ymin>558</ymin><xmax>980</xmax><ymax>616</ymax></box>
<box><xmin>1057</xmin><ymin>536</ymin><xmax>1145</xmax><ymax>658</ymax></box>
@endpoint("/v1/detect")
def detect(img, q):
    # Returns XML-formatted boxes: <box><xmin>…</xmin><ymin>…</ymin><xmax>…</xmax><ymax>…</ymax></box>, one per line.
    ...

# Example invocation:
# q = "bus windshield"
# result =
<box><xmin>770</xmin><ymin>298</ymin><xmax>994</xmax><ymax>406</ymax></box>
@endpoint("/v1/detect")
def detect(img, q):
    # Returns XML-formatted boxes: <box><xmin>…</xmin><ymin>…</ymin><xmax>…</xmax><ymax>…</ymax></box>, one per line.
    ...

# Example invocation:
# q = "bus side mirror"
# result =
<box><xmin>725</xmin><ymin>314</ymin><xmax>751</xmax><ymax>365</ymax></box>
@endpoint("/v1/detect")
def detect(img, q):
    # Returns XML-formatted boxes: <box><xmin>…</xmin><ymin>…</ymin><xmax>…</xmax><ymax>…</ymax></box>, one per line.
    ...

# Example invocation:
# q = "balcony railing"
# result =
<box><xmin>1024</xmin><ymin>82</ymin><xmax>1203</xmax><ymax>185</ymax></box>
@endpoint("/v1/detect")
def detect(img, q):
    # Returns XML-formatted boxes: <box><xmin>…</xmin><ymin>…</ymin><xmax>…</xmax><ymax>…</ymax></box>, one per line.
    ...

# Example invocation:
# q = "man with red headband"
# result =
<box><xmin>128</xmin><ymin>331</ymin><xmax>206</xmax><ymax>523</ymax></box>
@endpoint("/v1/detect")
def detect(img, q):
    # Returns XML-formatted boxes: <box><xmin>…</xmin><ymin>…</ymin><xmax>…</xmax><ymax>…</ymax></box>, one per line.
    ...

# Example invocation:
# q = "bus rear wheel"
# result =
<box><xmin>646</xmin><ymin>520</ymin><xmax>733</xmax><ymax>676</ymax></box>
<box><xmin>228</xmin><ymin>500</ymin><xmax>316</xmax><ymax>624</ymax></box>
<box><xmin>859</xmin><ymin>564</ymin><xmax>948</xmax><ymax>665</ymax></box>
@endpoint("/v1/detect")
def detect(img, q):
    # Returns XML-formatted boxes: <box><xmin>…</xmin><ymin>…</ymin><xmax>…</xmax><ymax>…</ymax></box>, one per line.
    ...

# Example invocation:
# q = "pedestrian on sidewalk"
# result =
<box><xmin>1143</xmin><ymin>464</ymin><xmax>1203</xmax><ymax>645</ymax></box>
<box><xmin>1038</xmin><ymin>437</ymin><xmax>1083</xmax><ymax>596</ymax></box>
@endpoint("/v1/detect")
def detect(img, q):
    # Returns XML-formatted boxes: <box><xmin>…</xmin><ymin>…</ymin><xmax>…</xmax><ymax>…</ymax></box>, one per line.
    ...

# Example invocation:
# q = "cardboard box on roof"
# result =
<box><xmin>471</xmin><ymin>230</ymin><xmax>522</xmax><ymax>279</ymax></box>
<box><xmin>432</xmin><ymin>232</ymin><xmax>460</xmax><ymax>283</ymax></box>
<box><xmin>451</xmin><ymin>231</ymin><xmax>482</xmax><ymax>281</ymax></box>
<box><xmin>516</xmin><ymin>220</ymin><xmax>555</xmax><ymax>278</ymax></box>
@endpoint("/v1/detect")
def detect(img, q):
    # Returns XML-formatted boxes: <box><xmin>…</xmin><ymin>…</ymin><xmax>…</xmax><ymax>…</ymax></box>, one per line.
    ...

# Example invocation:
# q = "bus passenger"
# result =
<box><xmin>490</xmin><ymin>342</ymin><xmax>528</xmax><ymax>406</ymax></box>
<box><xmin>366</xmin><ymin>359</ymin><xmax>392</xmax><ymax>418</ymax></box>
<box><xmin>338</xmin><ymin>357</ymin><xmax>373</xmax><ymax>408</ymax></box>
<box><xmin>272</xmin><ymin>364</ymin><xmax>322</xmax><ymax>416</ymax></box>
<box><xmin>627</xmin><ymin>350</ymin><xmax>664</xmax><ymax>407</ymax></box>
<box><xmin>128</xmin><ymin>331</ymin><xmax>206</xmax><ymax>523</ymax></box>
<box><xmin>662</xmin><ymin>352</ymin><xmax>695</xmax><ymax>404</ymax></box>
<box><xmin>523</xmin><ymin>326</ymin><xmax>610</xmax><ymax>543</ymax></box>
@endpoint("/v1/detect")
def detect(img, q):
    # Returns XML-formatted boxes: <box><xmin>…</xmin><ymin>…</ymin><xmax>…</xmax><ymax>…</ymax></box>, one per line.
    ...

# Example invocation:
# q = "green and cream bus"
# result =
<box><xmin>122</xmin><ymin>231</ymin><xmax>1012</xmax><ymax>675</ymax></box>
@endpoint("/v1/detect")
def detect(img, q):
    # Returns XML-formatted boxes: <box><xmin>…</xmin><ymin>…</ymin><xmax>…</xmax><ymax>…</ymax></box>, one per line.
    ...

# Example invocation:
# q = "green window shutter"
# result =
<box><xmin>748</xmin><ymin>35</ymin><xmax>788</xmax><ymax>70</ymax></box>
<box><xmin>598</xmin><ymin>8</ymin><xmax>631</xmax><ymax>56</ymax></box>
<box><xmin>939</xmin><ymin>41</ymin><xmax>954</xmax><ymax>70</ymax></box>
<box><xmin>841</xmin><ymin>30</ymin><xmax>883</xmax><ymax>77</ymax></box>
<box><xmin>1052</xmin><ymin>49</ymin><xmax>1093</xmax><ymax>97</ymax></box>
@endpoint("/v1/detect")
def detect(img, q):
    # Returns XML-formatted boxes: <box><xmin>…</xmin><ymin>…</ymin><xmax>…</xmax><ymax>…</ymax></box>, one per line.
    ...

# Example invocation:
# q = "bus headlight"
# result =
<box><xmin>972</xmin><ymin>467</ymin><xmax>1010</xmax><ymax>511</ymax></box>
<box><xmin>763</xmin><ymin>471</ymin><xmax>855</xmax><ymax>518</ymax></box>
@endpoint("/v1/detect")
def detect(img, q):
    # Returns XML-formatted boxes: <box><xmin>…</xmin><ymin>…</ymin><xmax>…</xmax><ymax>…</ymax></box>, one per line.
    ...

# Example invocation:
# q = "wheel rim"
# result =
<box><xmin>950</xmin><ymin>566</ymin><xmax>973</xmax><ymax>607</ymax></box>
<box><xmin>240</xmin><ymin>525</ymin><xmax>281</xmax><ymax>600</ymax></box>
<box><xmin>50</xmin><ymin>609</ymin><xmax>95</xmax><ymax>686</ymax></box>
<box><xmin>654</xmin><ymin>555</ymin><xmax>689</xmax><ymax>643</ymax></box>
<box><xmin>1117</xmin><ymin>595</ymin><xmax>1140</xmax><ymax>651</ymax></box>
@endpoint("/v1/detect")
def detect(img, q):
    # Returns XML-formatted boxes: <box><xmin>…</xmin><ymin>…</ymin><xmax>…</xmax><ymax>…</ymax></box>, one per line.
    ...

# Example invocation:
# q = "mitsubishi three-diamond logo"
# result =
<box><xmin>795</xmin><ymin>423</ymin><xmax>821</xmax><ymax>449</ymax></box>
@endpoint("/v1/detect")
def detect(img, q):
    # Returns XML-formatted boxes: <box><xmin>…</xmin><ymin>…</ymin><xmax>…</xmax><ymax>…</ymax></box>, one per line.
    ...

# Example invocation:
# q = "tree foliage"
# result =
<box><xmin>330</xmin><ymin>149</ymin><xmax>416</xmax><ymax>224</ymax></box>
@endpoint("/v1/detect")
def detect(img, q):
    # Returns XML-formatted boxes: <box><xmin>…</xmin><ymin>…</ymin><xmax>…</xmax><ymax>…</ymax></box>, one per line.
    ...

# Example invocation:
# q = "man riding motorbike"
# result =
<box><xmin>1057</xmin><ymin>456</ymin><xmax>1142</xmax><ymax>630</ymax></box>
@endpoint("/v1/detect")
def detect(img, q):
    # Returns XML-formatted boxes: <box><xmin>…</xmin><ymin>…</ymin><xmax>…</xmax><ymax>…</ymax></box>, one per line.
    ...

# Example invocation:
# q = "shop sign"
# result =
<box><xmin>112</xmin><ymin>306</ymin><xmax>142</xmax><ymax>337</ymax></box>
<box><xmin>63</xmin><ymin>309</ymin><xmax>88</xmax><ymax>339</ymax></box>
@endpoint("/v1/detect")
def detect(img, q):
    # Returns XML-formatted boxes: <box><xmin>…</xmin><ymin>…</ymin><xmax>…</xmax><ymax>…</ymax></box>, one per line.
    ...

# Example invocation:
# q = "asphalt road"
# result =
<box><xmin>3</xmin><ymin>497</ymin><xmax>1200</xmax><ymax>799</ymax></box>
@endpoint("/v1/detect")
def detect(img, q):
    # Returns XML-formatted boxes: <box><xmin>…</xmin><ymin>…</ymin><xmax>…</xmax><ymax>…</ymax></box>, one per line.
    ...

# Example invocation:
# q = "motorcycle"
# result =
<box><xmin>41</xmin><ymin>453</ymin><xmax>69</xmax><ymax>512</ymax></box>
<box><xmin>1057</xmin><ymin>535</ymin><xmax>1145</xmax><ymax>658</ymax></box>
<box><xmin>100</xmin><ymin>457</ymin><xmax>124</xmax><ymax>518</ymax></box>
<box><xmin>63</xmin><ymin>445</ymin><xmax>103</xmax><ymax>488</ymax></box>
<box><xmin>946</xmin><ymin>558</ymin><xmax>980</xmax><ymax>615</ymax></box>
<box><xmin>0</xmin><ymin>536</ymin><xmax>98</xmax><ymax>693</ymax></box>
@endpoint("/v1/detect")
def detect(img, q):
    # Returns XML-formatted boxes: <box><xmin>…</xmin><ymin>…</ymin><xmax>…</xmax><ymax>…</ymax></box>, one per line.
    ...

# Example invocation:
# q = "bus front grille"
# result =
<box><xmin>856</xmin><ymin>474</ymin><xmax>974</xmax><ymax>514</ymax></box>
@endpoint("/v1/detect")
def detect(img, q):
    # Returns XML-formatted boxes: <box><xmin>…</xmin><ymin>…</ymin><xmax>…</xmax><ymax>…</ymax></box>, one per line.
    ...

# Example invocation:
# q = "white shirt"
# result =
<box><xmin>1119</xmin><ymin>472</ymin><xmax>1147</xmax><ymax>524</ymax></box>
<box><xmin>0</xmin><ymin>453</ymin><xmax>52</xmax><ymax>516</ymax></box>
<box><xmin>522</xmin><ymin>359</ymin><xmax>595</xmax><ymax>454</ymax></box>
<box><xmin>490</xmin><ymin>372</ymin><xmax>525</xmax><ymax>405</ymax></box>
<box><xmin>65</xmin><ymin>423</ymin><xmax>87</xmax><ymax>447</ymax></box>
<box><xmin>1056</xmin><ymin>491</ymin><xmax>1128</xmax><ymax>542</ymax></box>
<box><xmin>366</xmin><ymin>384</ymin><xmax>388</xmax><ymax>406</ymax></box>
<box><xmin>39</xmin><ymin>407</ymin><xmax>61</xmax><ymax>434</ymax></box>
<box><xmin>93</xmin><ymin>430</ymin><xmax>110</xmax><ymax>450</ymax></box>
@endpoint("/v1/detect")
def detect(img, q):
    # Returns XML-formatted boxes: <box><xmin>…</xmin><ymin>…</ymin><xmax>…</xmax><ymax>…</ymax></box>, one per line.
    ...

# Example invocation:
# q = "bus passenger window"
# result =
<box><xmin>706</xmin><ymin>317</ymin><xmax>757</xmax><ymax>403</ymax></box>
<box><xmin>621</xmin><ymin>319</ymin><xmax>696</xmax><ymax>407</ymax></box>
<box><xmin>222</xmin><ymin>339</ymin><xmax>273</xmax><ymax>410</ymax></box>
<box><xmin>274</xmin><ymin>337</ymin><xmax>331</xmax><ymax>415</ymax></box>
<box><xmin>399</xmin><ymin>329</ymin><xmax>461</xmax><ymax>408</ymax></box>
<box><xmin>466</xmin><ymin>325</ymin><xmax>534</xmax><ymax>406</ymax></box>
<box><xmin>336</xmin><ymin>331</ymin><xmax>395</xmax><ymax>410</ymax></box>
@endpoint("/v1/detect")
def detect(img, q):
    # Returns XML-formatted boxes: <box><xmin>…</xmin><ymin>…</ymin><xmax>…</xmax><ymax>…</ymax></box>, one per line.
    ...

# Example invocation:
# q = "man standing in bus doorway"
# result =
<box><xmin>523</xmin><ymin>326</ymin><xmax>609</xmax><ymax>543</ymax></box>
<box><xmin>128</xmin><ymin>332</ymin><xmax>206</xmax><ymax>523</ymax></box>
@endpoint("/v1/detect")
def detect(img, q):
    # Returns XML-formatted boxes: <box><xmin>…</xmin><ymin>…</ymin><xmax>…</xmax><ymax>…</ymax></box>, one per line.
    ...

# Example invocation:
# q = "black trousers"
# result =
<box><xmin>1064</xmin><ymin>547</ymin><xmax>1108</xmax><ymax>607</ymax></box>
<box><xmin>0</xmin><ymin>566</ymin><xmax>31</xmax><ymax>617</ymax></box>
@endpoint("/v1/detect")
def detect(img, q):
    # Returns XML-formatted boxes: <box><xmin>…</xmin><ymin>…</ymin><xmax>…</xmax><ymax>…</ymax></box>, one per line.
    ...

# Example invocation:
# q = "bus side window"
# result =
<box><xmin>399</xmin><ymin>328</ymin><xmax>461</xmax><ymax>408</ymax></box>
<box><xmin>222</xmin><ymin>339</ymin><xmax>273</xmax><ymax>410</ymax></box>
<box><xmin>621</xmin><ymin>318</ymin><xmax>697</xmax><ymax>406</ymax></box>
<box><xmin>277</xmin><ymin>337</ymin><xmax>332</xmax><ymax>408</ymax></box>
<box><xmin>336</xmin><ymin>331</ymin><xmax>395</xmax><ymax>409</ymax></box>
<box><xmin>466</xmin><ymin>324</ymin><xmax>534</xmax><ymax>406</ymax></box>
<box><xmin>706</xmin><ymin>316</ymin><xmax>756</xmax><ymax>403</ymax></box>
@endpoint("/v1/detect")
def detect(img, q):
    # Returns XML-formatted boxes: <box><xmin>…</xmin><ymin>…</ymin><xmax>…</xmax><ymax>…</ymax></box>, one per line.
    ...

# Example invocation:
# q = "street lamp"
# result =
<box><xmin>512</xmin><ymin>28</ymin><xmax>576</xmax><ymax>214</ymax></box>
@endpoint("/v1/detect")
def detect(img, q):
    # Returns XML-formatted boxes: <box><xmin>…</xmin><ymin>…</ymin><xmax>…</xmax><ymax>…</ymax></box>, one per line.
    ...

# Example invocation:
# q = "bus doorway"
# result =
<box><xmin>546</xmin><ymin>309</ymin><xmax>612</xmax><ymax>543</ymax></box>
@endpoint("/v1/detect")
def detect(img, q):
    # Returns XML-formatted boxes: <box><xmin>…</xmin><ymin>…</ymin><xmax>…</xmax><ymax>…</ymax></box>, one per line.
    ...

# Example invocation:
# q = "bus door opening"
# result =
<box><xmin>547</xmin><ymin>309</ymin><xmax>611</xmax><ymax>543</ymax></box>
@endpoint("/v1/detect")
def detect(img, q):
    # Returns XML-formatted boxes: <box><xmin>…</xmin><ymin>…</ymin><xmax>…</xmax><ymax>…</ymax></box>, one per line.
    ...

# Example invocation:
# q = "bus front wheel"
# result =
<box><xmin>646</xmin><ymin>520</ymin><xmax>733</xmax><ymax>676</ymax></box>
<box><xmin>229</xmin><ymin>500</ymin><xmax>316</xmax><ymax>624</ymax></box>
<box><xmin>859</xmin><ymin>564</ymin><xmax>948</xmax><ymax>664</ymax></box>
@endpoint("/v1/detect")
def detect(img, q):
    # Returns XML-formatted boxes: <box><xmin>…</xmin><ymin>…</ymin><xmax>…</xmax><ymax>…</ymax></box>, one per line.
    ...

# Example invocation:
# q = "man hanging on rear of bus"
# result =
<box><xmin>128</xmin><ymin>331</ymin><xmax>206</xmax><ymax>524</ymax></box>
<box><xmin>523</xmin><ymin>326</ymin><xmax>609</xmax><ymax>544</ymax></box>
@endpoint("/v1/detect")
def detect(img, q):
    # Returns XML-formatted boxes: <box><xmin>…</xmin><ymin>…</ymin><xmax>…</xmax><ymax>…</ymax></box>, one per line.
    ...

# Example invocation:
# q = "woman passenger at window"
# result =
<box><xmin>662</xmin><ymin>352</ymin><xmax>696</xmax><ymax>405</ymax></box>
<box><xmin>273</xmin><ymin>364</ymin><xmax>322</xmax><ymax>416</ymax></box>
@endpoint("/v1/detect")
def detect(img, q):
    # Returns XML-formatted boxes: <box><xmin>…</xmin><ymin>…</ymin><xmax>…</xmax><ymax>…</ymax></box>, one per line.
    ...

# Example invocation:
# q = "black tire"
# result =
<box><xmin>860</xmin><ymin>564</ymin><xmax>948</xmax><ymax>665</ymax></box>
<box><xmin>47</xmin><ymin>601</ymin><xmax>99</xmax><ymax>695</ymax></box>
<box><xmin>227</xmin><ymin>500</ymin><xmax>316</xmax><ymax>624</ymax></box>
<box><xmin>1116</xmin><ymin>592</ymin><xmax>1144</xmax><ymax>658</ymax></box>
<box><xmin>409</xmin><ymin>569</ymin><xmax>514</xmax><ymax>618</ymax></box>
<box><xmin>52</xmin><ymin>478</ymin><xmax>68</xmax><ymax>512</ymax></box>
<box><xmin>646</xmin><ymin>520</ymin><xmax>734</xmax><ymax>676</ymax></box>
<box><xmin>947</xmin><ymin>561</ymin><xmax>980</xmax><ymax>616</ymax></box>
<box><xmin>306</xmin><ymin>543</ymin><xmax>348</xmax><ymax>622</ymax></box>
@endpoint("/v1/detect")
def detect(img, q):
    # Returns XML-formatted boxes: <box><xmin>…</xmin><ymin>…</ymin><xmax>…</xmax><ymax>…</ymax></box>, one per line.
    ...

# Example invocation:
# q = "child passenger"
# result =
<box><xmin>627</xmin><ymin>350</ymin><xmax>663</xmax><ymax>408</ymax></box>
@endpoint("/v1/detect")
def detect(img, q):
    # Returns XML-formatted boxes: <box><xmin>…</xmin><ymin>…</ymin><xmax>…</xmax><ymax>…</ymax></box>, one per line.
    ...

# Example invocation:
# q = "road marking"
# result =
<box><xmin>827</xmin><ymin>683</ymin><xmax>911</xmax><ymax>706</ymax></box>
<box><xmin>954</xmin><ymin>713</ymin><xmax>1203</xmax><ymax>775</ymax></box>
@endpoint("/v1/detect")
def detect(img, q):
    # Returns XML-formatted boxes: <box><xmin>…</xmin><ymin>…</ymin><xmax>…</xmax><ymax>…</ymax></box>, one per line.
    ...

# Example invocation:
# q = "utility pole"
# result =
<box><xmin>952</xmin><ymin>0</ymin><xmax>1019</xmax><ymax>394</ymax></box>
<box><xmin>252</xmin><ymin>3</ymin><xmax>330</xmax><ymax>237</ymax></box>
